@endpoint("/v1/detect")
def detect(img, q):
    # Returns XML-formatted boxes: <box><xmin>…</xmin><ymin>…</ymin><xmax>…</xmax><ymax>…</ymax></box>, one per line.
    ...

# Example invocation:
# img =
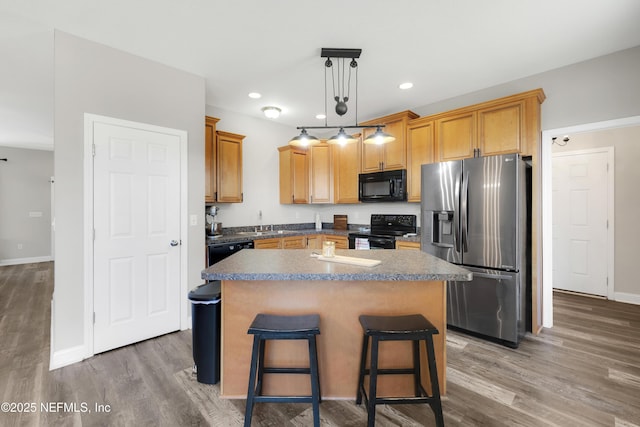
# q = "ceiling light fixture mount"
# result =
<box><xmin>262</xmin><ymin>106</ymin><xmax>281</xmax><ymax>119</ymax></box>
<box><xmin>289</xmin><ymin>48</ymin><xmax>395</xmax><ymax>147</ymax></box>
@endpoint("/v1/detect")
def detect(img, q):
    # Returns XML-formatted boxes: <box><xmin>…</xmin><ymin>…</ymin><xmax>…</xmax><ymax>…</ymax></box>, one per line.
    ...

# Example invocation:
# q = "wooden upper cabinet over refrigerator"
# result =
<box><xmin>360</xmin><ymin>110</ymin><xmax>419</xmax><ymax>172</ymax></box>
<box><xmin>406</xmin><ymin>117</ymin><xmax>435</xmax><ymax>202</ymax></box>
<box><xmin>434</xmin><ymin>89</ymin><xmax>545</xmax><ymax>161</ymax></box>
<box><xmin>205</xmin><ymin>116</ymin><xmax>220</xmax><ymax>203</ymax></box>
<box><xmin>309</xmin><ymin>141</ymin><xmax>333</xmax><ymax>204</ymax></box>
<box><xmin>279</xmin><ymin>145</ymin><xmax>309</xmax><ymax>204</ymax></box>
<box><xmin>216</xmin><ymin>130</ymin><xmax>244</xmax><ymax>203</ymax></box>
<box><xmin>333</xmin><ymin>133</ymin><xmax>361</xmax><ymax>204</ymax></box>
<box><xmin>435</xmin><ymin>111</ymin><xmax>477</xmax><ymax>161</ymax></box>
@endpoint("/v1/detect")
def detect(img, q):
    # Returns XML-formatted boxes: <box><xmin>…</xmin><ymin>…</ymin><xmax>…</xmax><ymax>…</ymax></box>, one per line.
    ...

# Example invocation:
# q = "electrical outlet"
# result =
<box><xmin>189</xmin><ymin>214</ymin><xmax>198</xmax><ymax>226</ymax></box>
<box><xmin>258</xmin><ymin>210</ymin><xmax>262</xmax><ymax>221</ymax></box>
<box><xmin>17</xmin><ymin>243</ymin><xmax>23</xmax><ymax>250</ymax></box>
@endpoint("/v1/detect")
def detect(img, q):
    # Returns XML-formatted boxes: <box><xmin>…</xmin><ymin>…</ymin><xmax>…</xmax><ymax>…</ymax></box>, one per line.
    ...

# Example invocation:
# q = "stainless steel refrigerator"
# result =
<box><xmin>421</xmin><ymin>153</ymin><xmax>530</xmax><ymax>347</ymax></box>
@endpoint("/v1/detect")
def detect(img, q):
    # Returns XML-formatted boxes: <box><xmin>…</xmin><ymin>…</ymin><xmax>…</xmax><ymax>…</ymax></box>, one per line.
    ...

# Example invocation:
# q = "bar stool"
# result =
<box><xmin>244</xmin><ymin>313</ymin><xmax>321</xmax><ymax>427</ymax></box>
<box><xmin>356</xmin><ymin>314</ymin><xmax>444</xmax><ymax>427</ymax></box>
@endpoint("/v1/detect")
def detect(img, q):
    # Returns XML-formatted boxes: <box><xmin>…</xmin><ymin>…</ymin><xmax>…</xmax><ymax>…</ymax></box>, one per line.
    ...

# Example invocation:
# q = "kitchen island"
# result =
<box><xmin>202</xmin><ymin>249</ymin><xmax>471</xmax><ymax>399</ymax></box>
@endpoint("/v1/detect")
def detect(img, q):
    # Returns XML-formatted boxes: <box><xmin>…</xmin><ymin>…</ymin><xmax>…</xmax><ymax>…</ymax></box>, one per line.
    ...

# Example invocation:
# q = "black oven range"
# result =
<box><xmin>348</xmin><ymin>214</ymin><xmax>417</xmax><ymax>249</ymax></box>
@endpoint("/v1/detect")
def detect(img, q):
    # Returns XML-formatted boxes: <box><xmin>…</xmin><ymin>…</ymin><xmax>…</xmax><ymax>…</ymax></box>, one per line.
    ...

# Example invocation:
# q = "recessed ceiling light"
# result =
<box><xmin>316</xmin><ymin>114</ymin><xmax>326</xmax><ymax>120</ymax></box>
<box><xmin>248</xmin><ymin>92</ymin><xmax>262</xmax><ymax>99</ymax></box>
<box><xmin>399</xmin><ymin>82</ymin><xmax>413</xmax><ymax>90</ymax></box>
<box><xmin>262</xmin><ymin>106</ymin><xmax>281</xmax><ymax>119</ymax></box>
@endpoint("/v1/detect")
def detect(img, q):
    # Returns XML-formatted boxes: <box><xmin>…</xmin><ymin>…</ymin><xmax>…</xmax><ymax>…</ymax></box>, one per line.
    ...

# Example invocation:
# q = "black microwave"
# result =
<box><xmin>359</xmin><ymin>169</ymin><xmax>407</xmax><ymax>202</ymax></box>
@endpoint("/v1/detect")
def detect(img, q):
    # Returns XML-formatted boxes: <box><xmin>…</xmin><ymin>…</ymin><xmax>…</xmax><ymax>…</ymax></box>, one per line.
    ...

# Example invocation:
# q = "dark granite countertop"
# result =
<box><xmin>202</xmin><ymin>249</ymin><xmax>471</xmax><ymax>282</ymax></box>
<box><xmin>206</xmin><ymin>228</ymin><xmax>420</xmax><ymax>245</ymax></box>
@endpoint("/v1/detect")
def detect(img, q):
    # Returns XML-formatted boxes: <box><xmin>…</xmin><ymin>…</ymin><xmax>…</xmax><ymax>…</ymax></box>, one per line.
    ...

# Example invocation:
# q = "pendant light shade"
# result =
<box><xmin>363</xmin><ymin>126</ymin><xmax>395</xmax><ymax>145</ymax></box>
<box><xmin>288</xmin><ymin>128</ymin><xmax>320</xmax><ymax>147</ymax></box>
<box><xmin>327</xmin><ymin>128</ymin><xmax>358</xmax><ymax>145</ymax></box>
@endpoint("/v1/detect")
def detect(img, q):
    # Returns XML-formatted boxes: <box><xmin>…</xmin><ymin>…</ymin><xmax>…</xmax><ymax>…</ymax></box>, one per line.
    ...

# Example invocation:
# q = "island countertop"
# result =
<box><xmin>201</xmin><ymin>249</ymin><xmax>472</xmax><ymax>282</ymax></box>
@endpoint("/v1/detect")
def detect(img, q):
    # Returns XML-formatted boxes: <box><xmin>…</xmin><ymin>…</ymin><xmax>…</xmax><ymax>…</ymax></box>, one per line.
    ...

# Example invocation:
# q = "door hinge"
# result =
<box><xmin>93</xmin><ymin>312</ymin><xmax>96</xmax><ymax>324</ymax></box>
<box><xmin>606</xmin><ymin>220</ymin><xmax>609</xmax><ymax>229</ymax></box>
<box><xmin>92</xmin><ymin>144</ymin><xmax>96</xmax><ymax>157</ymax></box>
<box><xmin>93</xmin><ymin>228</ymin><xmax>96</xmax><ymax>241</ymax></box>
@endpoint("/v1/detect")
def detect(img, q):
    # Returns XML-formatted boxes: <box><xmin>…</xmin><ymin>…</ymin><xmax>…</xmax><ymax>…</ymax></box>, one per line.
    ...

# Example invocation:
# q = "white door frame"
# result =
<box><xmin>541</xmin><ymin>115</ymin><xmax>639</xmax><ymax>328</ymax></box>
<box><xmin>551</xmin><ymin>147</ymin><xmax>614</xmax><ymax>297</ymax></box>
<box><xmin>83</xmin><ymin>113</ymin><xmax>189</xmax><ymax>358</ymax></box>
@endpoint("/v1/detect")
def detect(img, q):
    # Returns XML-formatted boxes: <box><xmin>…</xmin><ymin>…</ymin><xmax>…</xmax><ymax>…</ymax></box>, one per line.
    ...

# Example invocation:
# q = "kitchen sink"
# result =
<box><xmin>236</xmin><ymin>230</ymin><xmax>297</xmax><ymax>237</ymax></box>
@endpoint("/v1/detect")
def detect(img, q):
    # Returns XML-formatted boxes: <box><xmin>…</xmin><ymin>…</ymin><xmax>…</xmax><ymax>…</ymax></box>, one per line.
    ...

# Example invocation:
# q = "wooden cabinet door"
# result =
<box><xmin>324</xmin><ymin>235</ymin><xmax>348</xmax><ymax>249</ymax></box>
<box><xmin>282</xmin><ymin>236</ymin><xmax>306</xmax><ymax>249</ymax></box>
<box><xmin>204</xmin><ymin>116</ymin><xmax>219</xmax><ymax>203</ymax></box>
<box><xmin>306</xmin><ymin>235</ymin><xmax>322</xmax><ymax>249</ymax></box>
<box><xmin>477</xmin><ymin>100</ymin><xmax>523</xmax><ymax>156</ymax></box>
<box><xmin>396</xmin><ymin>241</ymin><xmax>421</xmax><ymax>250</ymax></box>
<box><xmin>436</xmin><ymin>111</ymin><xmax>477</xmax><ymax>161</ymax></box>
<box><xmin>279</xmin><ymin>146</ymin><xmax>309</xmax><ymax>204</ymax></box>
<box><xmin>360</xmin><ymin>130</ymin><xmax>384</xmax><ymax>172</ymax></box>
<box><xmin>216</xmin><ymin>131</ymin><xmax>244</xmax><ymax>203</ymax></box>
<box><xmin>380</xmin><ymin>119</ymin><xmax>407</xmax><ymax>170</ymax></box>
<box><xmin>291</xmin><ymin>150</ymin><xmax>309</xmax><ymax>204</ymax></box>
<box><xmin>333</xmin><ymin>136</ymin><xmax>360</xmax><ymax>204</ymax></box>
<box><xmin>407</xmin><ymin>118</ymin><xmax>434</xmax><ymax>202</ymax></box>
<box><xmin>254</xmin><ymin>238</ymin><xmax>282</xmax><ymax>249</ymax></box>
<box><xmin>309</xmin><ymin>142</ymin><xmax>332</xmax><ymax>204</ymax></box>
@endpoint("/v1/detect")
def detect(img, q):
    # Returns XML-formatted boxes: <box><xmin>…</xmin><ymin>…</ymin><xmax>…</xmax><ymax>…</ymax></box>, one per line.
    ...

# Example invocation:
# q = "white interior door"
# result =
<box><xmin>552</xmin><ymin>149</ymin><xmax>610</xmax><ymax>296</ymax></box>
<box><xmin>93</xmin><ymin>121</ymin><xmax>181</xmax><ymax>354</ymax></box>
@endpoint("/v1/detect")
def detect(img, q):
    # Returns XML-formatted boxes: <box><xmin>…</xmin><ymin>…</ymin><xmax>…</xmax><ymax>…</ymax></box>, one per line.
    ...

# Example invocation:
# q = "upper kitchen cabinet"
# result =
<box><xmin>434</xmin><ymin>89</ymin><xmax>545</xmax><ymax>161</ymax></box>
<box><xmin>205</xmin><ymin>117</ymin><xmax>244</xmax><ymax>203</ymax></box>
<box><xmin>216</xmin><ymin>131</ymin><xmax>244</xmax><ymax>203</ymax></box>
<box><xmin>205</xmin><ymin>116</ymin><xmax>220</xmax><ymax>203</ymax></box>
<box><xmin>309</xmin><ymin>141</ymin><xmax>333</xmax><ymax>204</ymax></box>
<box><xmin>406</xmin><ymin>117</ymin><xmax>435</xmax><ymax>202</ymax></box>
<box><xmin>279</xmin><ymin>145</ymin><xmax>309</xmax><ymax>204</ymax></box>
<box><xmin>435</xmin><ymin>111</ymin><xmax>477</xmax><ymax>161</ymax></box>
<box><xmin>333</xmin><ymin>133</ymin><xmax>361</xmax><ymax>204</ymax></box>
<box><xmin>360</xmin><ymin>111</ymin><xmax>419</xmax><ymax>172</ymax></box>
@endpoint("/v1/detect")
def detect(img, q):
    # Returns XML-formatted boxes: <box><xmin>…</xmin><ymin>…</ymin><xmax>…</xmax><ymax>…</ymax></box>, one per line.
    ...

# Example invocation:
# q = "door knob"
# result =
<box><xmin>170</xmin><ymin>240</ymin><xmax>180</xmax><ymax>246</ymax></box>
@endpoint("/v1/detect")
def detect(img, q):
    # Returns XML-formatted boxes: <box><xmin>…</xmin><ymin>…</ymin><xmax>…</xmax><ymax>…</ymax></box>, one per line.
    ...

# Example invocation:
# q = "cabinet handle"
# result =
<box><xmin>214</xmin><ymin>191</ymin><xmax>217</xmax><ymax>201</ymax></box>
<box><xmin>292</xmin><ymin>195</ymin><xmax>295</xmax><ymax>203</ymax></box>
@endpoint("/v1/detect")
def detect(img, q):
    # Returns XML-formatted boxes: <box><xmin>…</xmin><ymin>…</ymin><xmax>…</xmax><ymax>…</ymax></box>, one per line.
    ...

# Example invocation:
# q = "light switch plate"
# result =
<box><xmin>189</xmin><ymin>214</ymin><xmax>198</xmax><ymax>226</ymax></box>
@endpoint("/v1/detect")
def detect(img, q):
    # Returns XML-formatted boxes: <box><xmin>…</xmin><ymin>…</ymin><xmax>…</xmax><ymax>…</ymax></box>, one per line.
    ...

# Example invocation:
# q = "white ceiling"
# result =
<box><xmin>2</xmin><ymin>0</ymin><xmax>640</xmax><ymax>150</ymax></box>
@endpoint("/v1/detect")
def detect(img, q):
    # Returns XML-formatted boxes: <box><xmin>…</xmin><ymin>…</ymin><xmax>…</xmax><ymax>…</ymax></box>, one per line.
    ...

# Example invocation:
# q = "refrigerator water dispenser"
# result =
<box><xmin>430</xmin><ymin>211</ymin><xmax>454</xmax><ymax>247</ymax></box>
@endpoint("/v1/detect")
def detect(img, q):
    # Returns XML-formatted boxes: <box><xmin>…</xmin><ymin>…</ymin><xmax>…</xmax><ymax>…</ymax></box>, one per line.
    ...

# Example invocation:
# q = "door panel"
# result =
<box><xmin>93</xmin><ymin>122</ymin><xmax>181</xmax><ymax>354</ymax></box>
<box><xmin>463</xmin><ymin>155</ymin><xmax>519</xmax><ymax>270</ymax></box>
<box><xmin>448</xmin><ymin>267</ymin><xmax>521</xmax><ymax>345</ymax></box>
<box><xmin>552</xmin><ymin>150</ymin><xmax>608</xmax><ymax>296</ymax></box>
<box><xmin>421</xmin><ymin>161</ymin><xmax>462</xmax><ymax>264</ymax></box>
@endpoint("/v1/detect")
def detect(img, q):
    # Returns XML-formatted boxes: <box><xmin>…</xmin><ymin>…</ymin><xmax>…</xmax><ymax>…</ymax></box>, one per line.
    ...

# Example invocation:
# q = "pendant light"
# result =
<box><xmin>288</xmin><ymin>128</ymin><xmax>320</xmax><ymax>147</ymax></box>
<box><xmin>363</xmin><ymin>126</ymin><xmax>395</xmax><ymax>145</ymax></box>
<box><xmin>327</xmin><ymin>128</ymin><xmax>358</xmax><ymax>145</ymax></box>
<box><xmin>289</xmin><ymin>48</ymin><xmax>395</xmax><ymax>147</ymax></box>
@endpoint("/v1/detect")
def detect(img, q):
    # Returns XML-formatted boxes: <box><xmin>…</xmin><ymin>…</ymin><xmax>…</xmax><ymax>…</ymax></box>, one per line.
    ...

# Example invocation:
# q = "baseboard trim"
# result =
<box><xmin>50</xmin><ymin>345</ymin><xmax>86</xmax><ymax>371</ymax></box>
<box><xmin>0</xmin><ymin>256</ymin><xmax>53</xmax><ymax>266</ymax></box>
<box><xmin>613</xmin><ymin>292</ymin><xmax>640</xmax><ymax>306</ymax></box>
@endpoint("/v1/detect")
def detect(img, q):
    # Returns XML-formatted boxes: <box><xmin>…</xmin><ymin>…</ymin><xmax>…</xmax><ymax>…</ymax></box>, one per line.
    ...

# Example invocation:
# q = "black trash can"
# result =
<box><xmin>188</xmin><ymin>281</ymin><xmax>221</xmax><ymax>384</ymax></box>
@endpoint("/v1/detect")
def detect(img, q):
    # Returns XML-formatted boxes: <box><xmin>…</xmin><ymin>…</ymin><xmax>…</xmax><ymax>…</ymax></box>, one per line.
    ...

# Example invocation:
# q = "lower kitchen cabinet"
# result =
<box><xmin>254</xmin><ymin>238</ymin><xmax>282</xmax><ymax>249</ymax></box>
<box><xmin>323</xmin><ymin>235</ymin><xmax>348</xmax><ymax>249</ymax></box>
<box><xmin>282</xmin><ymin>236</ymin><xmax>306</xmax><ymax>249</ymax></box>
<box><xmin>396</xmin><ymin>241</ymin><xmax>420</xmax><ymax>250</ymax></box>
<box><xmin>306</xmin><ymin>235</ymin><xmax>322</xmax><ymax>250</ymax></box>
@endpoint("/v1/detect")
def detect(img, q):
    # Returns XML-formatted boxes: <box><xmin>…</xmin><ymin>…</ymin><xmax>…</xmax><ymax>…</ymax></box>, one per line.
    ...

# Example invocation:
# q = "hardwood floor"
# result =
<box><xmin>1</xmin><ymin>262</ymin><xmax>639</xmax><ymax>426</ymax></box>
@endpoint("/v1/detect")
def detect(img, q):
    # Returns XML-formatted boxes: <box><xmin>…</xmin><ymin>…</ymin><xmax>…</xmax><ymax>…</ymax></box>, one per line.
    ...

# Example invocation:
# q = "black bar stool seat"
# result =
<box><xmin>244</xmin><ymin>313</ymin><xmax>321</xmax><ymax>427</ymax></box>
<box><xmin>356</xmin><ymin>314</ymin><xmax>444</xmax><ymax>427</ymax></box>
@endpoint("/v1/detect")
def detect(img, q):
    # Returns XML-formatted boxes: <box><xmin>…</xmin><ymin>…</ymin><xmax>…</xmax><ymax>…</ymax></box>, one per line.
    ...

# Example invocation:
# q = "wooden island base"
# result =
<box><xmin>220</xmin><ymin>279</ymin><xmax>446</xmax><ymax>399</ymax></box>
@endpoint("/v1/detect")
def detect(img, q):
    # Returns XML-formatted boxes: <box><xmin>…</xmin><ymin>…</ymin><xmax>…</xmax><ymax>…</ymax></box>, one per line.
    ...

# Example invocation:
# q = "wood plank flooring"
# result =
<box><xmin>1</xmin><ymin>262</ymin><xmax>639</xmax><ymax>426</ymax></box>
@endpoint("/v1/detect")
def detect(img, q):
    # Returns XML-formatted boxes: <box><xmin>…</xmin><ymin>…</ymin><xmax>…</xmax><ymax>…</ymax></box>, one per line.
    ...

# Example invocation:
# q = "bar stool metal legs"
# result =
<box><xmin>244</xmin><ymin>313</ymin><xmax>321</xmax><ymax>427</ymax></box>
<box><xmin>356</xmin><ymin>314</ymin><xmax>444</xmax><ymax>427</ymax></box>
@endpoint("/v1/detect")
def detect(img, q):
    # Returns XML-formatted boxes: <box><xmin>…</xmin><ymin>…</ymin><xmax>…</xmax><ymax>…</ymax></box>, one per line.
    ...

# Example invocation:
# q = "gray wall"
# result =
<box><xmin>552</xmin><ymin>126</ymin><xmax>640</xmax><ymax>296</ymax></box>
<box><xmin>413</xmin><ymin>45</ymin><xmax>640</xmax><ymax>131</ymax></box>
<box><xmin>53</xmin><ymin>31</ymin><xmax>205</xmax><ymax>354</ymax></box>
<box><xmin>0</xmin><ymin>146</ymin><xmax>53</xmax><ymax>262</ymax></box>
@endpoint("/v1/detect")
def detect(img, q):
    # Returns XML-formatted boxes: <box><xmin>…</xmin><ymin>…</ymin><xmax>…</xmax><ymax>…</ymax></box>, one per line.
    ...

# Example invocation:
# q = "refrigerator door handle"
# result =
<box><xmin>472</xmin><ymin>272</ymin><xmax>511</xmax><ymax>280</ymax></box>
<box><xmin>461</xmin><ymin>170</ymin><xmax>469</xmax><ymax>253</ymax></box>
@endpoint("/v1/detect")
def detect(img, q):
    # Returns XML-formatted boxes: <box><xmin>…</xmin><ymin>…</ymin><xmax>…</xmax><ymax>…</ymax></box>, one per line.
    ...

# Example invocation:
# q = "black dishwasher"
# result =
<box><xmin>207</xmin><ymin>240</ymin><xmax>254</xmax><ymax>266</ymax></box>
